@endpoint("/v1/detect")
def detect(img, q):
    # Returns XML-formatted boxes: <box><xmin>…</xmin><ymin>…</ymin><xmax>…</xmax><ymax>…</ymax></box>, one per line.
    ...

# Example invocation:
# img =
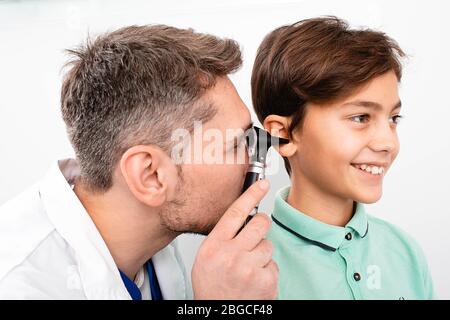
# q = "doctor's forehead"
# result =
<box><xmin>203</xmin><ymin>77</ymin><xmax>252</xmax><ymax>132</ymax></box>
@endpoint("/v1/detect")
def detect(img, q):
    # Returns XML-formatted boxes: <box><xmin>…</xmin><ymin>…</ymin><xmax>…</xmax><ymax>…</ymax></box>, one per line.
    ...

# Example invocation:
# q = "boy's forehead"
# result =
<box><xmin>335</xmin><ymin>71</ymin><xmax>401</xmax><ymax>111</ymax></box>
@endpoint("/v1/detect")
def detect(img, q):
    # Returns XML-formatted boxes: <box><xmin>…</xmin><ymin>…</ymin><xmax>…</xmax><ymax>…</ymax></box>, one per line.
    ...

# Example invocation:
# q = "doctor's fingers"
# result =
<box><xmin>208</xmin><ymin>180</ymin><xmax>270</xmax><ymax>242</ymax></box>
<box><xmin>255</xmin><ymin>260</ymin><xmax>279</xmax><ymax>300</ymax></box>
<box><xmin>248</xmin><ymin>239</ymin><xmax>274</xmax><ymax>267</ymax></box>
<box><xmin>233</xmin><ymin>213</ymin><xmax>271</xmax><ymax>251</ymax></box>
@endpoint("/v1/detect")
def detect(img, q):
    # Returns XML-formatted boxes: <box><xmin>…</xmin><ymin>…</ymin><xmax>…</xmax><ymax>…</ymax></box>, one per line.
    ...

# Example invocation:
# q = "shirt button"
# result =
<box><xmin>345</xmin><ymin>232</ymin><xmax>352</xmax><ymax>240</ymax></box>
<box><xmin>353</xmin><ymin>272</ymin><xmax>361</xmax><ymax>281</ymax></box>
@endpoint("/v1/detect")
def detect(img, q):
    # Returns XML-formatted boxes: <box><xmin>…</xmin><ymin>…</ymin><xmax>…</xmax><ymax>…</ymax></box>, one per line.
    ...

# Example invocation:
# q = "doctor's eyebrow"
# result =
<box><xmin>341</xmin><ymin>100</ymin><xmax>402</xmax><ymax>112</ymax></box>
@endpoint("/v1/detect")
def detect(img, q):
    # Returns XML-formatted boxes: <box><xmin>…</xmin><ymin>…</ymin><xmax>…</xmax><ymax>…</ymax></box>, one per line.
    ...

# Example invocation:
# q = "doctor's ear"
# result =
<box><xmin>119</xmin><ymin>145</ymin><xmax>178</xmax><ymax>207</ymax></box>
<box><xmin>263</xmin><ymin>115</ymin><xmax>297</xmax><ymax>157</ymax></box>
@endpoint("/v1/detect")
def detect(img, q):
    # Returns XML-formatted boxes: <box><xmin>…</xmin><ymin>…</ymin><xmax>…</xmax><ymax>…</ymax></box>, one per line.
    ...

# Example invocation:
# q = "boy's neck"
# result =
<box><xmin>287</xmin><ymin>173</ymin><xmax>355</xmax><ymax>227</ymax></box>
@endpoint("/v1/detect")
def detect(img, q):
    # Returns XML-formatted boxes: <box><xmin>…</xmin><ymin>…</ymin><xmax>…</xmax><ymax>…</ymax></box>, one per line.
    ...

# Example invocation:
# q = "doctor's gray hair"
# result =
<box><xmin>61</xmin><ymin>25</ymin><xmax>242</xmax><ymax>192</ymax></box>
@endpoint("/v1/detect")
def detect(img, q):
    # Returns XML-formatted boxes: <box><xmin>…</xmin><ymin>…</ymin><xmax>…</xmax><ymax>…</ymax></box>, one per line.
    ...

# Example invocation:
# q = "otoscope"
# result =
<box><xmin>240</xmin><ymin>126</ymin><xmax>289</xmax><ymax>229</ymax></box>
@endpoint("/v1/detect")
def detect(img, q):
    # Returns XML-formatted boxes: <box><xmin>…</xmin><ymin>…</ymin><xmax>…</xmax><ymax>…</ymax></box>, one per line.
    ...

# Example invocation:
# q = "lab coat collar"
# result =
<box><xmin>152</xmin><ymin>242</ymin><xmax>189</xmax><ymax>300</ymax></box>
<box><xmin>39</xmin><ymin>159</ymin><xmax>130</xmax><ymax>299</ymax></box>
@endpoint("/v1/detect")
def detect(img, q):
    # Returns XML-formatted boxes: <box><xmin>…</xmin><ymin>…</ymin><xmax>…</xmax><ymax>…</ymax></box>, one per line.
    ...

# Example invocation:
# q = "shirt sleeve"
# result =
<box><xmin>419</xmin><ymin>247</ymin><xmax>436</xmax><ymax>299</ymax></box>
<box><xmin>410</xmin><ymin>236</ymin><xmax>436</xmax><ymax>300</ymax></box>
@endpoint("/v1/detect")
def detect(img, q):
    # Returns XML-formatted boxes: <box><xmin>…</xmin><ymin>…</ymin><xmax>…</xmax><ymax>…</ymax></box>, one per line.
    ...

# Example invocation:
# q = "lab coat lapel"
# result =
<box><xmin>152</xmin><ymin>240</ymin><xmax>190</xmax><ymax>300</ymax></box>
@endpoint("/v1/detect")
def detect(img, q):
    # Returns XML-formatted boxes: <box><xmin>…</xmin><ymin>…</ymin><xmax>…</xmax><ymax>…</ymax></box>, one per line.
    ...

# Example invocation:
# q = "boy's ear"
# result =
<box><xmin>263</xmin><ymin>115</ymin><xmax>297</xmax><ymax>157</ymax></box>
<box><xmin>119</xmin><ymin>145</ymin><xmax>178</xmax><ymax>207</ymax></box>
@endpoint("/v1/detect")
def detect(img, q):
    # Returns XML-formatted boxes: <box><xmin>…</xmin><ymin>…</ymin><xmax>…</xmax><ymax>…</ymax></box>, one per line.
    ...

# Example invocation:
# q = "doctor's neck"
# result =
<box><xmin>287</xmin><ymin>170</ymin><xmax>355</xmax><ymax>227</ymax></box>
<box><xmin>73</xmin><ymin>179</ymin><xmax>179</xmax><ymax>280</ymax></box>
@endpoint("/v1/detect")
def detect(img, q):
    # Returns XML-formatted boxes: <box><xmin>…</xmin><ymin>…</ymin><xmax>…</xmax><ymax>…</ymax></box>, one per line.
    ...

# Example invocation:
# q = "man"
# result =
<box><xmin>0</xmin><ymin>25</ymin><xmax>278</xmax><ymax>299</ymax></box>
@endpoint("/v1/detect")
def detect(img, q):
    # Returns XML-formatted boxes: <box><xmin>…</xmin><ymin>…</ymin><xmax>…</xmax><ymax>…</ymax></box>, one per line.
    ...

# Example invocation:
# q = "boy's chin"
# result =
<box><xmin>352</xmin><ymin>189</ymin><xmax>382</xmax><ymax>204</ymax></box>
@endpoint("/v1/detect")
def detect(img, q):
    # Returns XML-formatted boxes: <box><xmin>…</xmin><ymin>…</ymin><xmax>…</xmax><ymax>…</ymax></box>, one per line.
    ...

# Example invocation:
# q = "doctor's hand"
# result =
<box><xmin>191</xmin><ymin>179</ymin><xmax>278</xmax><ymax>300</ymax></box>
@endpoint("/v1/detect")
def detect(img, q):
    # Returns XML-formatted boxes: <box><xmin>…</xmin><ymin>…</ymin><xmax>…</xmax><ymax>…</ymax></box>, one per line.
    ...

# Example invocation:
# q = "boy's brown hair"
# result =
<box><xmin>251</xmin><ymin>16</ymin><xmax>405</xmax><ymax>175</ymax></box>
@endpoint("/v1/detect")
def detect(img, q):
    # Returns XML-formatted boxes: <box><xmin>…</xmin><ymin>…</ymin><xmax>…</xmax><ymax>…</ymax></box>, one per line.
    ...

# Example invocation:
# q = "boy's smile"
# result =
<box><xmin>350</xmin><ymin>163</ymin><xmax>386</xmax><ymax>176</ymax></box>
<box><xmin>350</xmin><ymin>162</ymin><xmax>386</xmax><ymax>186</ymax></box>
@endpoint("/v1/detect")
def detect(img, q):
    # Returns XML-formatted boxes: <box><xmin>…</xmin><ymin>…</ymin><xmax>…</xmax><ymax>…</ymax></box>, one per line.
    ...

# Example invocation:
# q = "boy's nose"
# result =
<box><xmin>369</xmin><ymin>122</ymin><xmax>398</xmax><ymax>153</ymax></box>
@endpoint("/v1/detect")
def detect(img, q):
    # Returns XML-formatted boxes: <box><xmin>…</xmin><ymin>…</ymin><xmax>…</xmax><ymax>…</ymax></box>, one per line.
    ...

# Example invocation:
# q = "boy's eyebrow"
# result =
<box><xmin>341</xmin><ymin>100</ymin><xmax>402</xmax><ymax>112</ymax></box>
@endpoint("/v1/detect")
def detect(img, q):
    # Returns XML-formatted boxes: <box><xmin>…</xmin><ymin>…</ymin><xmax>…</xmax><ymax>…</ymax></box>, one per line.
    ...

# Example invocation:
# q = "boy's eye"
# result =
<box><xmin>390</xmin><ymin>114</ymin><xmax>403</xmax><ymax>125</ymax></box>
<box><xmin>350</xmin><ymin>114</ymin><xmax>370</xmax><ymax>123</ymax></box>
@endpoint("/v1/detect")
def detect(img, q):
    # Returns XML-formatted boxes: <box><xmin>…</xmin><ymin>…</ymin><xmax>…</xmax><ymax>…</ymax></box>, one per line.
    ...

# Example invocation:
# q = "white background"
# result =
<box><xmin>1</xmin><ymin>0</ymin><xmax>449</xmax><ymax>298</ymax></box>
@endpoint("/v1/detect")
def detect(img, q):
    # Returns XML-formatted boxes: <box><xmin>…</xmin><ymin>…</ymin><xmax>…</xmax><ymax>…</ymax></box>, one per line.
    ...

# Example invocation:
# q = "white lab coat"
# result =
<box><xmin>0</xmin><ymin>159</ymin><xmax>192</xmax><ymax>300</ymax></box>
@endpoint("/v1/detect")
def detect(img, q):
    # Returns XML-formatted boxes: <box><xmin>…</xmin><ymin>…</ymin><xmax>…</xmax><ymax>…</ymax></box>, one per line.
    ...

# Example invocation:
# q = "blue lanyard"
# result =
<box><xmin>146</xmin><ymin>259</ymin><xmax>163</xmax><ymax>300</ymax></box>
<box><xmin>119</xmin><ymin>259</ymin><xmax>163</xmax><ymax>300</ymax></box>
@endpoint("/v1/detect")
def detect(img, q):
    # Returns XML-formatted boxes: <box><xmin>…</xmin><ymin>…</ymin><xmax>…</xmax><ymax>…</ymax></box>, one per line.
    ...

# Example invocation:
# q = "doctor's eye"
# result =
<box><xmin>236</xmin><ymin>135</ymin><xmax>247</xmax><ymax>149</ymax></box>
<box><xmin>350</xmin><ymin>114</ymin><xmax>370</xmax><ymax>124</ymax></box>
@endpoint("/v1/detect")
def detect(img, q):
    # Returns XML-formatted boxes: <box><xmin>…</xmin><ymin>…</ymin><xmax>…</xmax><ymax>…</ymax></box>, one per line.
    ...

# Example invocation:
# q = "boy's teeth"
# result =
<box><xmin>353</xmin><ymin>164</ymin><xmax>385</xmax><ymax>175</ymax></box>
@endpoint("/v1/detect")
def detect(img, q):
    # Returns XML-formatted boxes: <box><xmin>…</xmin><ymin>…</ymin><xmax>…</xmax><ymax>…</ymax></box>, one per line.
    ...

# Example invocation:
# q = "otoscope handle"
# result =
<box><xmin>237</xmin><ymin>162</ymin><xmax>265</xmax><ymax>233</ymax></box>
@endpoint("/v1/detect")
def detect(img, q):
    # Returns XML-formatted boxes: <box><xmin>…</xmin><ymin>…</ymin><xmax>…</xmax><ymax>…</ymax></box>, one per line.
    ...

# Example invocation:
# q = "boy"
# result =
<box><xmin>251</xmin><ymin>16</ymin><xmax>435</xmax><ymax>299</ymax></box>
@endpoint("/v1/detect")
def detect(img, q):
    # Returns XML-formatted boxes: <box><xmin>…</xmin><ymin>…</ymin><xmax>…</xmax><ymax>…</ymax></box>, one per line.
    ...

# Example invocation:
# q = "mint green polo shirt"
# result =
<box><xmin>267</xmin><ymin>186</ymin><xmax>435</xmax><ymax>300</ymax></box>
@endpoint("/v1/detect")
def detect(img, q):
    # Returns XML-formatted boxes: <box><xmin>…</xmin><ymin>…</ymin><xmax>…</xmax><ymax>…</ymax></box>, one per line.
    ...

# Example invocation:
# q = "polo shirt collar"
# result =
<box><xmin>272</xmin><ymin>186</ymin><xmax>369</xmax><ymax>251</ymax></box>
